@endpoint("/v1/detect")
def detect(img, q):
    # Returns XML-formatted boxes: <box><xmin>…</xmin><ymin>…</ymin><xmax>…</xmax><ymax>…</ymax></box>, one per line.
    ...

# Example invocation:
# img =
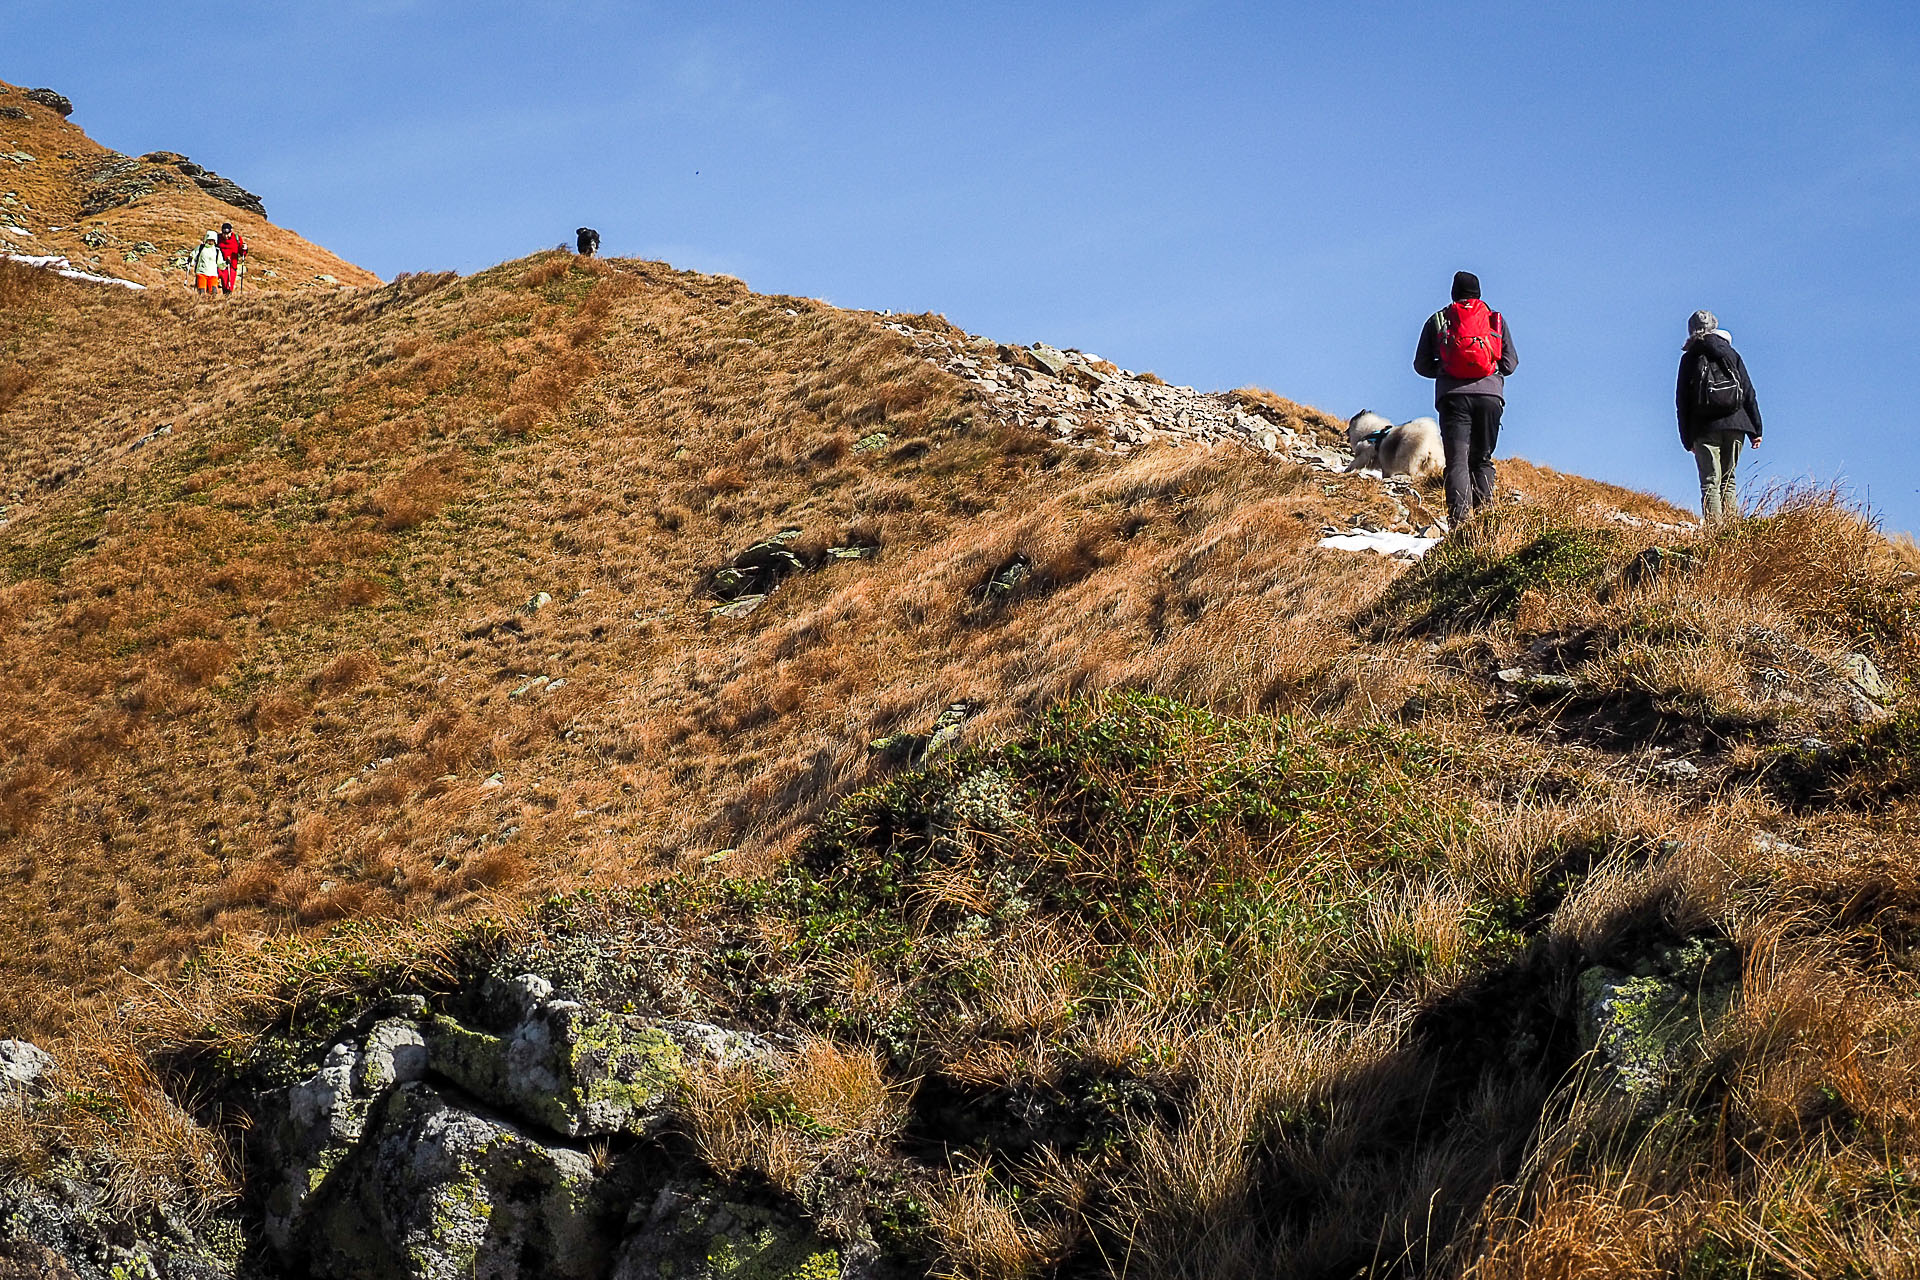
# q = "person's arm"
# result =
<box><xmin>1736</xmin><ymin>352</ymin><xmax>1762</xmax><ymax>441</ymax></box>
<box><xmin>1676</xmin><ymin>351</ymin><xmax>1695</xmax><ymax>449</ymax></box>
<box><xmin>1413</xmin><ymin>314</ymin><xmax>1440</xmax><ymax>378</ymax></box>
<box><xmin>1496</xmin><ymin>315</ymin><xmax>1518</xmax><ymax>375</ymax></box>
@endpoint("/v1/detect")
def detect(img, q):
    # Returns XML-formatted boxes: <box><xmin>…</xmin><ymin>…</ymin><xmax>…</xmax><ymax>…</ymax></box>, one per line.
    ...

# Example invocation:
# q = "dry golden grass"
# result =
<box><xmin>682</xmin><ymin>1035</ymin><xmax>913</xmax><ymax>1197</ymax></box>
<box><xmin>2</xmin><ymin>238</ymin><xmax>1487</xmax><ymax>1038</ymax></box>
<box><xmin>4</xmin><ymin>186</ymin><xmax>1920</xmax><ymax>1277</ymax></box>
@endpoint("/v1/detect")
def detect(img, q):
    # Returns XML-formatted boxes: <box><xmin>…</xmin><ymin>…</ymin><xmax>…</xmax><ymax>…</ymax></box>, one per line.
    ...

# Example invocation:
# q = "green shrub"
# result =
<box><xmin>1373</xmin><ymin>514</ymin><xmax>1621</xmax><ymax>635</ymax></box>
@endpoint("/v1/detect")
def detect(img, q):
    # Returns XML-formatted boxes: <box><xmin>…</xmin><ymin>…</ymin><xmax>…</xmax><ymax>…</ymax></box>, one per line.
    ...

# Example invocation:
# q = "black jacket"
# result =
<box><xmin>1414</xmin><ymin>306</ymin><xmax>1519</xmax><ymax>405</ymax></box>
<box><xmin>1676</xmin><ymin>332</ymin><xmax>1762</xmax><ymax>449</ymax></box>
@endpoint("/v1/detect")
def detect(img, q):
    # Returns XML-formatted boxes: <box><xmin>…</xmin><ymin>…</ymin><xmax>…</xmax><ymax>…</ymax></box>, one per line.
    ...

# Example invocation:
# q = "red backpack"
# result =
<box><xmin>1438</xmin><ymin>300</ymin><xmax>1504</xmax><ymax>379</ymax></box>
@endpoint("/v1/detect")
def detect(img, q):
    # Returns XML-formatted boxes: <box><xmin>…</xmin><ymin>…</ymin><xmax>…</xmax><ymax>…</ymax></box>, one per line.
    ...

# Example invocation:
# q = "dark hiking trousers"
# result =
<box><xmin>1439</xmin><ymin>394</ymin><xmax>1503</xmax><ymax>527</ymax></box>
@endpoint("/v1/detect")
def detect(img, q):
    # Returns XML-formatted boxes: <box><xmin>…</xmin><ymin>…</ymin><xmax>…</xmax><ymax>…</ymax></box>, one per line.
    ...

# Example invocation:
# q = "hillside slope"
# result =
<box><xmin>0</xmin><ymin>77</ymin><xmax>375</xmax><ymax>291</ymax></box>
<box><xmin>1</xmin><ymin>238</ymin><xmax>1918</xmax><ymax>1280</ymax></box>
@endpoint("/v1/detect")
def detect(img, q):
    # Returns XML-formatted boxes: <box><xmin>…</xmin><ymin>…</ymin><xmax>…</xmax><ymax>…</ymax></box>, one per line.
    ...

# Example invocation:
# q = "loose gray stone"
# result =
<box><xmin>1026</xmin><ymin>344</ymin><xmax>1072</xmax><ymax>378</ymax></box>
<box><xmin>0</xmin><ymin>1039</ymin><xmax>56</xmax><ymax>1092</ymax></box>
<box><xmin>1839</xmin><ymin>652</ymin><xmax>1891</xmax><ymax>705</ymax></box>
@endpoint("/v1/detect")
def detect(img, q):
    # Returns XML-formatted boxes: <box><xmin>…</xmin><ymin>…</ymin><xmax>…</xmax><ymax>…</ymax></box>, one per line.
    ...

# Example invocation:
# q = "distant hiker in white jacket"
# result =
<box><xmin>189</xmin><ymin>232</ymin><xmax>222</xmax><ymax>296</ymax></box>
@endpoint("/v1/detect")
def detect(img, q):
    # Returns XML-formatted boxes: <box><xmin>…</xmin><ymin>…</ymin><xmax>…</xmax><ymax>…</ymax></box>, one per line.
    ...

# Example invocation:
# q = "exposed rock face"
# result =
<box><xmin>614</xmin><ymin>1182</ymin><xmax>840</xmax><ymax>1280</ymax></box>
<box><xmin>0</xmin><ymin>1040</ymin><xmax>241</xmax><ymax>1280</ymax></box>
<box><xmin>424</xmin><ymin>973</ymin><xmax>772</xmax><ymax>1139</ymax></box>
<box><xmin>189</xmin><ymin>171</ymin><xmax>266</xmax><ymax>217</ymax></box>
<box><xmin>24</xmin><ymin>88</ymin><xmax>72</xmax><ymax>117</ymax></box>
<box><xmin>287</xmin><ymin>1082</ymin><xmax>616</xmax><ymax>1280</ymax></box>
<box><xmin>77</xmin><ymin>151</ymin><xmax>265</xmax><ymax>219</ymax></box>
<box><xmin>249</xmin><ymin>977</ymin><xmax>798</xmax><ymax>1280</ymax></box>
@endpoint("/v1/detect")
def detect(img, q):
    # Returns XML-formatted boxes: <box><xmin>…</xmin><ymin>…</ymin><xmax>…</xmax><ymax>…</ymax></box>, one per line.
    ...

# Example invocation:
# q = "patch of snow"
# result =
<box><xmin>2</xmin><ymin>252</ymin><xmax>145</xmax><ymax>290</ymax></box>
<box><xmin>1317</xmin><ymin>529</ymin><xmax>1441</xmax><ymax>559</ymax></box>
<box><xmin>1</xmin><ymin>224</ymin><xmax>31</xmax><ymax>237</ymax></box>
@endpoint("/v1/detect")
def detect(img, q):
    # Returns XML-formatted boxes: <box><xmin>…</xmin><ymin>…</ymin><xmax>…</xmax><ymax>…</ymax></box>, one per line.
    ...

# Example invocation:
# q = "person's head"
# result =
<box><xmin>1451</xmin><ymin>271</ymin><xmax>1482</xmax><ymax>302</ymax></box>
<box><xmin>1688</xmin><ymin>309</ymin><xmax>1718</xmax><ymax>338</ymax></box>
<box><xmin>220</xmin><ymin>223</ymin><xmax>232</xmax><ymax>235</ymax></box>
<box><xmin>204</xmin><ymin>231</ymin><xmax>216</xmax><ymax>243</ymax></box>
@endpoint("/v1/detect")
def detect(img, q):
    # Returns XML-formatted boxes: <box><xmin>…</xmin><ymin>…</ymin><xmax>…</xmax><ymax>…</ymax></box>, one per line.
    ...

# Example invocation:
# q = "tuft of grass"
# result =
<box><xmin>1373</xmin><ymin>506</ymin><xmax>1623</xmax><ymax>636</ymax></box>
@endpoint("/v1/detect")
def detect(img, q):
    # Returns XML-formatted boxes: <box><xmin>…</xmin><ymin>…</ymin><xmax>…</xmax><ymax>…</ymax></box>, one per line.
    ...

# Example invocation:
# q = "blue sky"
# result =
<box><xmin>11</xmin><ymin>1</ymin><xmax>1920</xmax><ymax>533</ymax></box>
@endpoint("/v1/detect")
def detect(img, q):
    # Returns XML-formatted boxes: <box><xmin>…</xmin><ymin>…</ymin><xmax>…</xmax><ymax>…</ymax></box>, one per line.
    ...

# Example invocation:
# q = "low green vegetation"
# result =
<box><xmin>1372</xmin><ymin>512</ymin><xmax>1621</xmax><ymax>635</ymax></box>
<box><xmin>1759</xmin><ymin>702</ymin><xmax>1920</xmax><ymax>808</ymax></box>
<box><xmin>613</xmin><ymin>693</ymin><xmax>1484</xmax><ymax>1055</ymax></box>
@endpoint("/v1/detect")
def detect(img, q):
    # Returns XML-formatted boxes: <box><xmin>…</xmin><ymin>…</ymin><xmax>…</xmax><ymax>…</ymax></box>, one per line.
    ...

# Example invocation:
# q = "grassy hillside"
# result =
<box><xmin>3</xmin><ymin>226</ymin><xmax>1920</xmax><ymax>1275</ymax></box>
<box><xmin>0</xmin><ymin>76</ymin><xmax>375</xmax><ymax>291</ymax></box>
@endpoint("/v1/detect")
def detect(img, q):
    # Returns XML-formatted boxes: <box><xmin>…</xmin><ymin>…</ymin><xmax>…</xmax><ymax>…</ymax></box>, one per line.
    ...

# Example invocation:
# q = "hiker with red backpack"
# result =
<box><xmin>215</xmin><ymin>222</ymin><xmax>246</xmax><ymax>294</ymax></box>
<box><xmin>1414</xmin><ymin>271</ymin><xmax>1519</xmax><ymax>529</ymax></box>
<box><xmin>1676</xmin><ymin>310</ymin><xmax>1762</xmax><ymax>525</ymax></box>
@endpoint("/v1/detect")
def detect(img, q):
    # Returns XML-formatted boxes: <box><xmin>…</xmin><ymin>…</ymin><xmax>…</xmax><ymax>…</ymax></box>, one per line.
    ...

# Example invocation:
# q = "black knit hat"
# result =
<box><xmin>1451</xmin><ymin>271</ymin><xmax>1481</xmax><ymax>301</ymax></box>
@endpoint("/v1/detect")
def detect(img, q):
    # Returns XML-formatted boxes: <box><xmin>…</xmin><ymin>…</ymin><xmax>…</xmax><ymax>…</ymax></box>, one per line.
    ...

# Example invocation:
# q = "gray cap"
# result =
<box><xmin>1688</xmin><ymin>309</ymin><xmax>1718</xmax><ymax>336</ymax></box>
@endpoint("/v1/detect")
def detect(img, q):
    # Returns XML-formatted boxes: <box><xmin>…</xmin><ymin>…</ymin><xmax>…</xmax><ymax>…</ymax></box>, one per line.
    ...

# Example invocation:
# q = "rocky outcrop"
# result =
<box><xmin>78</xmin><ymin>151</ymin><xmax>265</xmax><ymax>219</ymax></box>
<box><xmin>885</xmin><ymin>320</ymin><xmax>1448</xmax><ymax>550</ymax></box>
<box><xmin>614</xmin><ymin>1182</ymin><xmax>840</xmax><ymax>1280</ymax></box>
<box><xmin>888</xmin><ymin>322</ymin><xmax>1335</xmax><ymax>463</ymax></box>
<box><xmin>188</xmin><ymin>172</ymin><xmax>266</xmax><ymax>218</ymax></box>
<box><xmin>277</xmin><ymin>1080</ymin><xmax>617</xmax><ymax>1280</ymax></box>
<box><xmin>706</xmin><ymin>531</ymin><xmax>880</xmax><ymax>619</ymax></box>
<box><xmin>0</xmin><ymin>968</ymin><xmax>836</xmax><ymax>1280</ymax></box>
<box><xmin>0</xmin><ymin>1041</ymin><xmax>240</xmax><ymax>1280</ymax></box>
<box><xmin>24</xmin><ymin>89</ymin><xmax>73</xmax><ymax>118</ymax></box>
<box><xmin>248</xmin><ymin>976</ymin><xmax>801</xmax><ymax>1280</ymax></box>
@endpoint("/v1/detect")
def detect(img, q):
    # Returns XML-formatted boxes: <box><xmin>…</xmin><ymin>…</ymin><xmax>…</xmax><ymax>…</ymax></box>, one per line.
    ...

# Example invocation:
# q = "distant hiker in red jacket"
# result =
<box><xmin>188</xmin><ymin>232</ymin><xmax>223</xmax><ymax>296</ymax></box>
<box><xmin>1676</xmin><ymin>309</ymin><xmax>1762</xmax><ymax>525</ymax></box>
<box><xmin>215</xmin><ymin>222</ymin><xmax>246</xmax><ymax>294</ymax></box>
<box><xmin>1414</xmin><ymin>271</ymin><xmax>1520</xmax><ymax>529</ymax></box>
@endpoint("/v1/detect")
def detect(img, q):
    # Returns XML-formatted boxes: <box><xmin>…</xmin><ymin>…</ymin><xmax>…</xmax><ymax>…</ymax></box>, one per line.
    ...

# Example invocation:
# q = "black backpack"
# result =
<box><xmin>1695</xmin><ymin>349</ymin><xmax>1743</xmax><ymax>418</ymax></box>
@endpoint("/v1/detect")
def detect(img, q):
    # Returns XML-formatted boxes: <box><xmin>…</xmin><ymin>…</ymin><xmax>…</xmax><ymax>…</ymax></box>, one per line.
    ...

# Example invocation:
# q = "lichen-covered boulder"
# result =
<box><xmin>252</xmin><ymin>982</ymin><xmax>786</xmax><ymax>1276</ymax></box>
<box><xmin>424</xmin><ymin>975</ymin><xmax>772</xmax><ymax>1139</ymax></box>
<box><xmin>295</xmin><ymin>1081</ymin><xmax>616</xmax><ymax>1280</ymax></box>
<box><xmin>1578</xmin><ymin>937</ymin><xmax>1739</xmax><ymax>1107</ymax></box>
<box><xmin>257</xmin><ymin>1015</ymin><xmax>432</xmax><ymax>1251</ymax></box>
<box><xmin>613</xmin><ymin>1180</ymin><xmax>843</xmax><ymax>1280</ymax></box>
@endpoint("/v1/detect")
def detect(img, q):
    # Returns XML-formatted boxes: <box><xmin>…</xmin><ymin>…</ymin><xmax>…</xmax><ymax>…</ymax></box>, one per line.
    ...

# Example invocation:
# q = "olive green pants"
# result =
<box><xmin>1692</xmin><ymin>428</ymin><xmax>1745</xmax><ymax>524</ymax></box>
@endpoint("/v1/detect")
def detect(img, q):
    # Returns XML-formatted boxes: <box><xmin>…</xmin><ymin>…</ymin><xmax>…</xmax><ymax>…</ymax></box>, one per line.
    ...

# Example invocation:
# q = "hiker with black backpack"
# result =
<box><xmin>187</xmin><ymin>232</ymin><xmax>223</xmax><ymax>297</ymax></box>
<box><xmin>1414</xmin><ymin>271</ymin><xmax>1519</xmax><ymax>529</ymax></box>
<box><xmin>1677</xmin><ymin>309</ymin><xmax>1762</xmax><ymax>525</ymax></box>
